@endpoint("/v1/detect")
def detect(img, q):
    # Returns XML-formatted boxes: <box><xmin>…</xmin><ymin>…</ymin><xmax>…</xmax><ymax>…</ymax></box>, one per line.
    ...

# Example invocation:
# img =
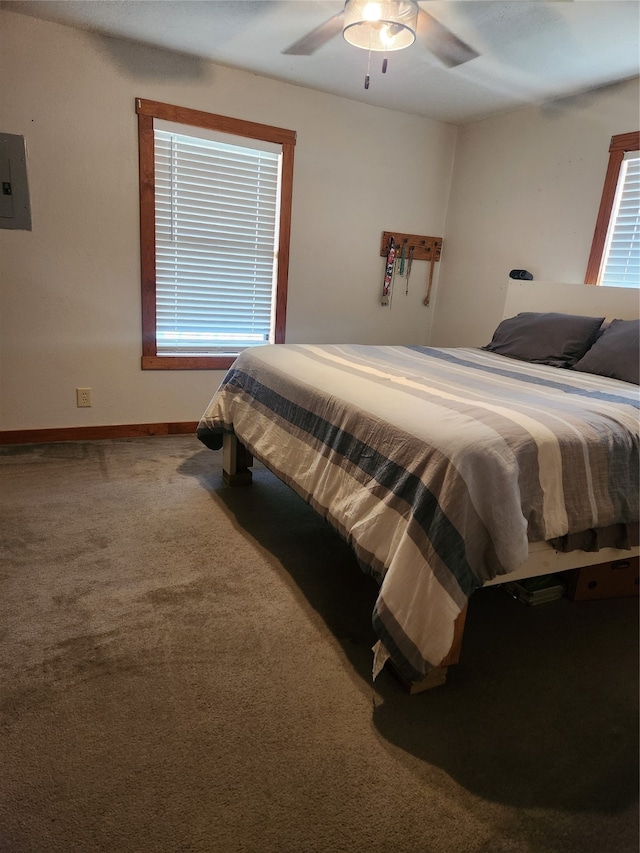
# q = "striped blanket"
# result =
<box><xmin>197</xmin><ymin>344</ymin><xmax>639</xmax><ymax>681</ymax></box>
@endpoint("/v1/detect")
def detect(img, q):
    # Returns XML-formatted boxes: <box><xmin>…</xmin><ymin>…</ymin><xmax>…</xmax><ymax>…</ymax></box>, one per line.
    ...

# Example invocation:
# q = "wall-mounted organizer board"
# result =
<box><xmin>379</xmin><ymin>232</ymin><xmax>443</xmax><ymax>306</ymax></box>
<box><xmin>379</xmin><ymin>231</ymin><xmax>442</xmax><ymax>262</ymax></box>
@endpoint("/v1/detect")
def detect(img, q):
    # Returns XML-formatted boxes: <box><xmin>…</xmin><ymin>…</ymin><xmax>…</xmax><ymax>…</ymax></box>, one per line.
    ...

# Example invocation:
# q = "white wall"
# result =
<box><xmin>0</xmin><ymin>10</ymin><xmax>456</xmax><ymax>431</ymax></box>
<box><xmin>430</xmin><ymin>76</ymin><xmax>640</xmax><ymax>347</ymax></box>
<box><xmin>2</xmin><ymin>9</ymin><xmax>637</xmax><ymax>432</ymax></box>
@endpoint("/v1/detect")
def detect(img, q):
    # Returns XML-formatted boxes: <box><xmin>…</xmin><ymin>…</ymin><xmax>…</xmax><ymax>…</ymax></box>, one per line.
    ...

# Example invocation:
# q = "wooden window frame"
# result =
<box><xmin>585</xmin><ymin>130</ymin><xmax>640</xmax><ymax>285</ymax></box>
<box><xmin>136</xmin><ymin>98</ymin><xmax>296</xmax><ymax>370</ymax></box>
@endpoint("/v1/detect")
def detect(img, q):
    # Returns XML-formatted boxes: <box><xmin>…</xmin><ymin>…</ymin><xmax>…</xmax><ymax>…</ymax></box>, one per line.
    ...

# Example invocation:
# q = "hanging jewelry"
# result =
<box><xmin>405</xmin><ymin>245</ymin><xmax>414</xmax><ymax>294</ymax></box>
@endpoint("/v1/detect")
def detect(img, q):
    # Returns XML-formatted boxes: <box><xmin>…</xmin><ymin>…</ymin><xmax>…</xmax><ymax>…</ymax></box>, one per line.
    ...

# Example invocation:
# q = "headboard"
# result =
<box><xmin>504</xmin><ymin>281</ymin><xmax>640</xmax><ymax>320</ymax></box>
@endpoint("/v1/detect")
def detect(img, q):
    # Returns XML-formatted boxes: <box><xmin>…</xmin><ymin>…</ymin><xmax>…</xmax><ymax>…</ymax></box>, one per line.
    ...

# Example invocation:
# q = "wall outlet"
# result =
<box><xmin>76</xmin><ymin>387</ymin><xmax>92</xmax><ymax>407</ymax></box>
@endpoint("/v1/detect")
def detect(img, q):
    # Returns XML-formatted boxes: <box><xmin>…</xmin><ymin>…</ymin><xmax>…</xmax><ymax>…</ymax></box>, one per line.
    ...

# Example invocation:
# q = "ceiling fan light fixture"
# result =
<box><xmin>343</xmin><ymin>0</ymin><xmax>418</xmax><ymax>52</ymax></box>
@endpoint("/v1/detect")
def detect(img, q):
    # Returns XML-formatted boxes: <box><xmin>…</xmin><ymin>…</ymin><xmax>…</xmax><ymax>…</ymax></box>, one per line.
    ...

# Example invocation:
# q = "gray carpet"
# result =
<box><xmin>0</xmin><ymin>435</ymin><xmax>637</xmax><ymax>853</ymax></box>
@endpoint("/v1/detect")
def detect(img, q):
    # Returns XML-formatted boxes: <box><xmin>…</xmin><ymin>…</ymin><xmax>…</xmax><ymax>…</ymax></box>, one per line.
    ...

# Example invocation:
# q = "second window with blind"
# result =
<box><xmin>586</xmin><ymin>131</ymin><xmax>639</xmax><ymax>288</ymax></box>
<box><xmin>137</xmin><ymin>100</ymin><xmax>296</xmax><ymax>369</ymax></box>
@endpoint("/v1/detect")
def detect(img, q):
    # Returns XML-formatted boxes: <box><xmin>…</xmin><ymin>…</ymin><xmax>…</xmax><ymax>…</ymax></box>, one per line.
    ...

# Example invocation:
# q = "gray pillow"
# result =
<box><xmin>482</xmin><ymin>312</ymin><xmax>605</xmax><ymax>368</ymax></box>
<box><xmin>572</xmin><ymin>318</ymin><xmax>640</xmax><ymax>385</ymax></box>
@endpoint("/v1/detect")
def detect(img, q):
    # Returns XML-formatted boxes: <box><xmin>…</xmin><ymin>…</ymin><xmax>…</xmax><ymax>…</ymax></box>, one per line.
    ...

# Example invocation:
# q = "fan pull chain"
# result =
<box><xmin>364</xmin><ymin>50</ymin><xmax>389</xmax><ymax>88</ymax></box>
<box><xmin>365</xmin><ymin>47</ymin><xmax>372</xmax><ymax>89</ymax></box>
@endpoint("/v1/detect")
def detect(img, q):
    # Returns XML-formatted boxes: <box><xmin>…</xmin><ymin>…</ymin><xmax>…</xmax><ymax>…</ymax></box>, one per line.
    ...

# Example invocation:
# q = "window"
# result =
<box><xmin>585</xmin><ymin>131</ymin><xmax>640</xmax><ymax>287</ymax></box>
<box><xmin>136</xmin><ymin>99</ymin><xmax>296</xmax><ymax>369</ymax></box>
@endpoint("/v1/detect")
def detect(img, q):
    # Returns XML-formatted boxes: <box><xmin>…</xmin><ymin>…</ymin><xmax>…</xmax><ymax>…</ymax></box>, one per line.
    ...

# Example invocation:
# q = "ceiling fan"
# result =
<box><xmin>282</xmin><ymin>0</ymin><xmax>480</xmax><ymax>69</ymax></box>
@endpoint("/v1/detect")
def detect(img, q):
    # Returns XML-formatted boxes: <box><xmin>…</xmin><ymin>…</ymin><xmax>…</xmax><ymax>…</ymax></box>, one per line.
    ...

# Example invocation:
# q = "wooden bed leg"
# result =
<box><xmin>440</xmin><ymin>604</ymin><xmax>468</xmax><ymax>667</ymax></box>
<box><xmin>394</xmin><ymin>605</ymin><xmax>469</xmax><ymax>694</ymax></box>
<box><xmin>397</xmin><ymin>665</ymin><xmax>449</xmax><ymax>694</ymax></box>
<box><xmin>222</xmin><ymin>433</ymin><xmax>253</xmax><ymax>486</ymax></box>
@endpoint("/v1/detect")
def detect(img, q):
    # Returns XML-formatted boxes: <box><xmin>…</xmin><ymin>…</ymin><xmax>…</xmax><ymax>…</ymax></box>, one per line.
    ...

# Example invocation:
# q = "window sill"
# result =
<box><xmin>142</xmin><ymin>355</ymin><xmax>237</xmax><ymax>370</ymax></box>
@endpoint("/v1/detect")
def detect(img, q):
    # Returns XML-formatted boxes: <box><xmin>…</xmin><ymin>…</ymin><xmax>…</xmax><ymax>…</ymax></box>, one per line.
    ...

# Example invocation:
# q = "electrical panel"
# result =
<box><xmin>1</xmin><ymin>133</ymin><xmax>32</xmax><ymax>230</ymax></box>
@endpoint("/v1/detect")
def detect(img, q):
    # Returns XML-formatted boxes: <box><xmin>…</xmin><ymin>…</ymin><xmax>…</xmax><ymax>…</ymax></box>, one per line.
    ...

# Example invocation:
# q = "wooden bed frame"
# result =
<box><xmin>221</xmin><ymin>281</ymin><xmax>639</xmax><ymax>692</ymax></box>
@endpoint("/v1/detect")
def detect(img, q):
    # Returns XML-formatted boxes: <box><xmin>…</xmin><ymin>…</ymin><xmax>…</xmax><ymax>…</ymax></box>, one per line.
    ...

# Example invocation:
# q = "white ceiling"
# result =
<box><xmin>4</xmin><ymin>0</ymin><xmax>640</xmax><ymax>124</ymax></box>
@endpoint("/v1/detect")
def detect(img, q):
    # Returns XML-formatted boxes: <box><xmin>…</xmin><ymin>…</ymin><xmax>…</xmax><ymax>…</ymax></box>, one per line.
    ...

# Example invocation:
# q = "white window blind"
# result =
<box><xmin>154</xmin><ymin>128</ymin><xmax>281</xmax><ymax>354</ymax></box>
<box><xmin>600</xmin><ymin>150</ymin><xmax>640</xmax><ymax>288</ymax></box>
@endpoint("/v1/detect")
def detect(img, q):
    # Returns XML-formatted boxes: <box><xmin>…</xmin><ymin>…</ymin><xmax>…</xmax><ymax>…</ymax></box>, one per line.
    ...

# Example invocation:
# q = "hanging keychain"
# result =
<box><xmin>381</xmin><ymin>236</ymin><xmax>395</xmax><ymax>306</ymax></box>
<box><xmin>405</xmin><ymin>245</ymin><xmax>414</xmax><ymax>295</ymax></box>
<box><xmin>424</xmin><ymin>253</ymin><xmax>436</xmax><ymax>306</ymax></box>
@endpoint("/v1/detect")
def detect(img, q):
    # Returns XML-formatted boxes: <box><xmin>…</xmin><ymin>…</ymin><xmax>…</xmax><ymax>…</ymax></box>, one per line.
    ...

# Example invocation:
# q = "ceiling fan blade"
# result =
<box><xmin>282</xmin><ymin>12</ymin><xmax>345</xmax><ymax>55</ymax></box>
<box><xmin>416</xmin><ymin>9</ymin><xmax>480</xmax><ymax>68</ymax></box>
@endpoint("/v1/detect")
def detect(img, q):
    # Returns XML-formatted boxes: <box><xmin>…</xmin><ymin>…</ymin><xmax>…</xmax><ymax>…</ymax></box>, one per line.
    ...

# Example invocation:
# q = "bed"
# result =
<box><xmin>197</xmin><ymin>282</ymin><xmax>640</xmax><ymax>691</ymax></box>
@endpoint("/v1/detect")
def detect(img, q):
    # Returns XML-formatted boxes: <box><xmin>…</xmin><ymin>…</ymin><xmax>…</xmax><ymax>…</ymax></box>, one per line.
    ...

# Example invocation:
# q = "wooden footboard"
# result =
<box><xmin>222</xmin><ymin>433</ymin><xmax>254</xmax><ymax>486</ymax></box>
